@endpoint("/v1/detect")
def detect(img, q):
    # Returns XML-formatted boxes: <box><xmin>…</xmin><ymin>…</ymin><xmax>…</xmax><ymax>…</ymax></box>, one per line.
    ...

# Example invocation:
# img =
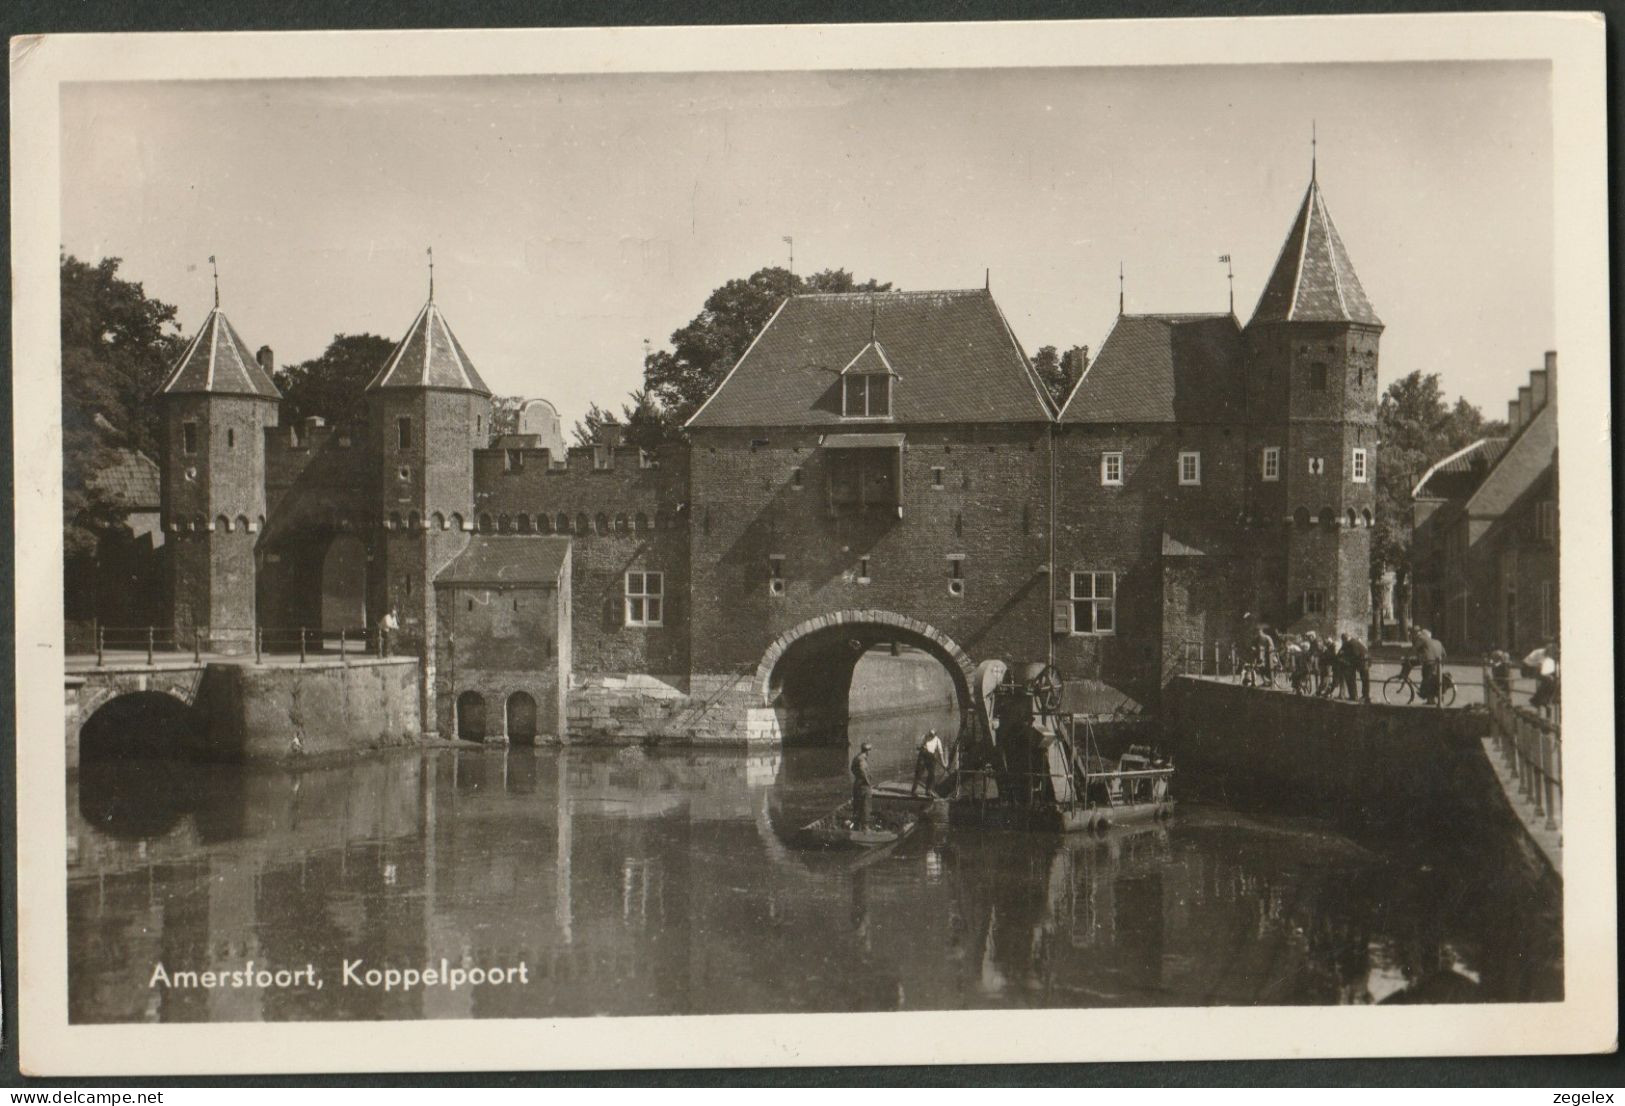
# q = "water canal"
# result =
<box><xmin>68</xmin><ymin>694</ymin><xmax>1562</xmax><ymax>1022</ymax></box>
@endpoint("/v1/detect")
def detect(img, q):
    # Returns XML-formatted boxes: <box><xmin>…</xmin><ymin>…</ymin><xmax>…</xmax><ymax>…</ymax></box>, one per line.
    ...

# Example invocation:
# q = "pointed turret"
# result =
<box><xmin>1250</xmin><ymin>178</ymin><xmax>1381</xmax><ymax>328</ymax></box>
<box><xmin>159</xmin><ymin>308</ymin><xmax>282</xmax><ymax>398</ymax></box>
<box><xmin>366</xmin><ymin>300</ymin><xmax>490</xmax><ymax>395</ymax></box>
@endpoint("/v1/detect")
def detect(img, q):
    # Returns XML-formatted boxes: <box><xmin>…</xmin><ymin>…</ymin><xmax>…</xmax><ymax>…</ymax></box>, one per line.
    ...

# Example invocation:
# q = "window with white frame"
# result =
<box><xmin>1101</xmin><ymin>452</ymin><xmax>1124</xmax><ymax>486</ymax></box>
<box><xmin>1303</xmin><ymin>588</ymin><xmax>1326</xmax><ymax>615</ymax></box>
<box><xmin>1352</xmin><ymin>448</ymin><xmax>1368</xmax><ymax>483</ymax></box>
<box><xmin>1536</xmin><ymin>499</ymin><xmax>1556</xmax><ymax>542</ymax></box>
<box><xmin>182</xmin><ymin>421</ymin><xmax>199</xmax><ymax>455</ymax></box>
<box><xmin>1262</xmin><ymin>446</ymin><xmax>1280</xmax><ymax>482</ymax></box>
<box><xmin>1177</xmin><ymin>451</ymin><xmax>1201</xmax><ymax>486</ymax></box>
<box><xmin>1070</xmin><ymin>571</ymin><xmax>1116</xmax><ymax>634</ymax></box>
<box><xmin>625</xmin><ymin>571</ymin><xmax>664</xmax><ymax>627</ymax></box>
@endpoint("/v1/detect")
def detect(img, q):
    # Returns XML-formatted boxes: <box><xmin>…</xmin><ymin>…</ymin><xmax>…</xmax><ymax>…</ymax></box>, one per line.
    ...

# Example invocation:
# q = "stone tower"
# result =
<box><xmin>365</xmin><ymin>290</ymin><xmax>492</xmax><ymax>730</ymax></box>
<box><xmin>1244</xmin><ymin>169</ymin><xmax>1382</xmax><ymax>638</ymax></box>
<box><xmin>158</xmin><ymin>304</ymin><xmax>282</xmax><ymax>652</ymax></box>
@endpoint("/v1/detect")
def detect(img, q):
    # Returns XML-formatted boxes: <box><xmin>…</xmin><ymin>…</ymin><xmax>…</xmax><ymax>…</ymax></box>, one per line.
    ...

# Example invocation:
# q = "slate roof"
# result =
<box><xmin>1058</xmin><ymin>313</ymin><xmax>1244</xmax><ymax>424</ymax></box>
<box><xmin>1464</xmin><ymin>404</ymin><xmax>1555</xmax><ymax>519</ymax></box>
<box><xmin>435</xmin><ymin>535</ymin><xmax>571</xmax><ymax>587</ymax></box>
<box><xmin>1250</xmin><ymin>177</ymin><xmax>1381</xmax><ymax>328</ymax></box>
<box><xmin>367</xmin><ymin>300</ymin><xmax>491</xmax><ymax>395</ymax></box>
<box><xmin>88</xmin><ymin>449</ymin><xmax>161</xmax><ymax>510</ymax></box>
<box><xmin>685</xmin><ymin>289</ymin><xmax>1053</xmax><ymax>428</ymax></box>
<box><xmin>159</xmin><ymin>308</ymin><xmax>281</xmax><ymax>398</ymax></box>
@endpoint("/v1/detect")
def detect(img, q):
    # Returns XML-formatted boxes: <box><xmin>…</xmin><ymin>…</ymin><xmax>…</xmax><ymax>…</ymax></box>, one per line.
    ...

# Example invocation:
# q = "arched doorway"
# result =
<box><xmin>507</xmin><ymin>691</ymin><xmax>538</xmax><ymax>745</ymax></box>
<box><xmin>457</xmin><ymin>691</ymin><xmax>487</xmax><ymax>742</ymax></box>
<box><xmin>320</xmin><ymin>533</ymin><xmax>368</xmax><ymax>635</ymax></box>
<box><xmin>757</xmin><ymin>611</ymin><xmax>973</xmax><ymax>766</ymax></box>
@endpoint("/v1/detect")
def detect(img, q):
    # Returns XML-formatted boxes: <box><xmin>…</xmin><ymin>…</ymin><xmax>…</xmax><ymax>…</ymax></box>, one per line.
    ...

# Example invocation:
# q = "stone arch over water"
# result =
<box><xmin>755</xmin><ymin>610</ymin><xmax>974</xmax><ymax>746</ymax></box>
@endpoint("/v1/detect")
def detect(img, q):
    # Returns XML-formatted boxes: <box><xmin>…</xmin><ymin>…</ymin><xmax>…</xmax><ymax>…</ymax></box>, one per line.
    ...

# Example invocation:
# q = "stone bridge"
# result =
<box><xmin>66</xmin><ymin>663</ymin><xmax>210</xmax><ymax>770</ymax></box>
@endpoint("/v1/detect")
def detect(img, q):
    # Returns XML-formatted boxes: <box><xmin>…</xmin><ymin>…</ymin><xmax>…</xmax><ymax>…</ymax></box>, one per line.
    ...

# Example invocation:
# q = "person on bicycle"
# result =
<box><xmin>1413</xmin><ymin>628</ymin><xmax>1446</xmax><ymax>703</ymax></box>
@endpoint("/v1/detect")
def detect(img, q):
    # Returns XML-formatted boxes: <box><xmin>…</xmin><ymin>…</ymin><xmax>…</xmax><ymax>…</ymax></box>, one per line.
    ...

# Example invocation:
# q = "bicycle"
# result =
<box><xmin>1382</xmin><ymin>662</ymin><xmax>1456</xmax><ymax>707</ymax></box>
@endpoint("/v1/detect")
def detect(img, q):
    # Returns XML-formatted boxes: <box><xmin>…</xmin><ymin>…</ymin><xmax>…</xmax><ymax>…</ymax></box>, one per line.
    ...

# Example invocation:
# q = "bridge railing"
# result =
<box><xmin>1483</xmin><ymin>664</ymin><xmax>1562</xmax><ymax>834</ymax></box>
<box><xmin>1177</xmin><ymin>641</ymin><xmax>1242</xmax><ymax>679</ymax></box>
<box><xmin>79</xmin><ymin>625</ymin><xmax>383</xmax><ymax>666</ymax></box>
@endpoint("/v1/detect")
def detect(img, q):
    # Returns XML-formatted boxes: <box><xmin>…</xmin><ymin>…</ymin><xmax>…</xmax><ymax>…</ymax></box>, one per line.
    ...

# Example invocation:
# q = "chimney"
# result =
<box><xmin>1544</xmin><ymin>350</ymin><xmax>1557</xmax><ymax>402</ymax></box>
<box><xmin>1530</xmin><ymin>369</ymin><xmax>1548</xmax><ymax>410</ymax></box>
<box><xmin>1507</xmin><ymin>399</ymin><xmax>1522</xmax><ymax>433</ymax></box>
<box><xmin>256</xmin><ymin>345</ymin><xmax>275</xmax><ymax>375</ymax></box>
<box><xmin>1518</xmin><ymin>385</ymin><xmax>1533</xmax><ymax>428</ymax></box>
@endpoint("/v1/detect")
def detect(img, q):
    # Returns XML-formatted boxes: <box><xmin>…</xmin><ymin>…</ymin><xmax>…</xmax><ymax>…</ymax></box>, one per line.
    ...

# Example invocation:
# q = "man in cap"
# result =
<box><xmin>913</xmin><ymin>728</ymin><xmax>948</xmax><ymax>797</ymax></box>
<box><xmin>851</xmin><ymin>742</ymin><xmax>875</xmax><ymax>830</ymax></box>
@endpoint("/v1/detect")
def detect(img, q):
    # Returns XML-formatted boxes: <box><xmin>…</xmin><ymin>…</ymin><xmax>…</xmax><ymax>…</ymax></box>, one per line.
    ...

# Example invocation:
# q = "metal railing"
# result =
<box><xmin>1484</xmin><ymin>664</ymin><xmax>1562</xmax><ymax>834</ymax></box>
<box><xmin>81</xmin><ymin>624</ymin><xmax>384</xmax><ymax>666</ymax></box>
<box><xmin>1178</xmin><ymin>641</ymin><xmax>1242</xmax><ymax>678</ymax></box>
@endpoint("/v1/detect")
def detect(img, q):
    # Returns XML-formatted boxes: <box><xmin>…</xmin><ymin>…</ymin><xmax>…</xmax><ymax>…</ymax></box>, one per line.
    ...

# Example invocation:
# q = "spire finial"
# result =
<box><xmin>209</xmin><ymin>255</ymin><xmax>219</xmax><ymax>308</ymax></box>
<box><xmin>1219</xmin><ymin>254</ymin><xmax>1234</xmax><ymax>315</ymax></box>
<box><xmin>1118</xmin><ymin>261</ymin><xmax>1124</xmax><ymax>316</ymax></box>
<box><xmin>1311</xmin><ymin>120</ymin><xmax>1317</xmax><ymax>182</ymax></box>
<box><xmin>427</xmin><ymin>246</ymin><xmax>435</xmax><ymax>302</ymax></box>
<box><xmin>985</xmin><ymin>267</ymin><xmax>990</xmax><ymax>291</ymax></box>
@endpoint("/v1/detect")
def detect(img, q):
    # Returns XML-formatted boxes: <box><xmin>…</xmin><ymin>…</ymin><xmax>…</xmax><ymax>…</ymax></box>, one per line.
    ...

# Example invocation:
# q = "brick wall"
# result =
<box><xmin>686</xmin><ymin>424</ymin><xmax>1052</xmax><ymax>679</ymax></box>
<box><xmin>434</xmin><ymin>580</ymin><xmax>566</xmax><ymax>739</ymax></box>
<box><xmin>471</xmin><ymin>442</ymin><xmax>689</xmax><ymax>676</ymax></box>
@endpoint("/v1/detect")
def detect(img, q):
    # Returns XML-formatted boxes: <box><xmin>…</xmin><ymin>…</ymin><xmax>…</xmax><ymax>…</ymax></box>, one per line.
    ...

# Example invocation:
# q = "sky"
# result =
<box><xmin>60</xmin><ymin>62</ymin><xmax>1553</xmax><ymax>428</ymax></box>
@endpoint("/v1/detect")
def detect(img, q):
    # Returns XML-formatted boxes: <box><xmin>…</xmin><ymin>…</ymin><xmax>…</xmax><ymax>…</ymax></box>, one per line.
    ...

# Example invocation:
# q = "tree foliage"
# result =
<box><xmin>1031</xmin><ymin>344</ymin><xmax>1089</xmax><ymax>408</ymax></box>
<box><xmin>641</xmin><ymin>266</ymin><xmax>893</xmax><ymax>431</ymax></box>
<box><xmin>273</xmin><ymin>333</ymin><xmax>396</xmax><ymax>429</ymax></box>
<box><xmin>1374</xmin><ymin>370</ymin><xmax>1505</xmax><ymax>628</ymax></box>
<box><xmin>61</xmin><ymin>254</ymin><xmax>185</xmax><ymax>561</ymax></box>
<box><xmin>570</xmin><ymin>389</ymin><xmax>668</xmax><ymax>451</ymax></box>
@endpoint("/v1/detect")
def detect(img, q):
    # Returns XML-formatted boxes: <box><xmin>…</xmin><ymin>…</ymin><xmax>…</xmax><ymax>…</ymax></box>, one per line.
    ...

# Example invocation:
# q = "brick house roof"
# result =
<box><xmin>88</xmin><ymin>448</ymin><xmax>161</xmax><ymax>510</ymax></box>
<box><xmin>367</xmin><ymin>299</ymin><xmax>491</xmax><ymax>395</ymax></box>
<box><xmin>1464</xmin><ymin>403</ymin><xmax>1555</xmax><ymax>518</ymax></box>
<box><xmin>1411</xmin><ymin>437</ymin><xmax>1508</xmax><ymax>500</ymax></box>
<box><xmin>685</xmin><ymin>289</ymin><xmax>1053</xmax><ymax>428</ymax></box>
<box><xmin>435</xmin><ymin>535</ymin><xmax>570</xmax><ymax>587</ymax></box>
<box><xmin>1058</xmin><ymin>313</ymin><xmax>1244</xmax><ymax>423</ymax></box>
<box><xmin>1250</xmin><ymin>178</ymin><xmax>1381</xmax><ymax>328</ymax></box>
<box><xmin>159</xmin><ymin>308</ymin><xmax>281</xmax><ymax>399</ymax></box>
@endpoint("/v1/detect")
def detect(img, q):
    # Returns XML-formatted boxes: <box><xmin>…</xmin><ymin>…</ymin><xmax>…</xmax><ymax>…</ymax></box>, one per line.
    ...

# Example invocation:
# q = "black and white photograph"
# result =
<box><xmin>10</xmin><ymin>14</ymin><xmax>1615</xmax><ymax>1075</ymax></box>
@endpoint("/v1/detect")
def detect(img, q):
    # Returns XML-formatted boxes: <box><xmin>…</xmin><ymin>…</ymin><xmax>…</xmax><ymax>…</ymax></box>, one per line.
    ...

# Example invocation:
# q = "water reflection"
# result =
<box><xmin>68</xmin><ymin>742</ymin><xmax>1561</xmax><ymax>1024</ymax></box>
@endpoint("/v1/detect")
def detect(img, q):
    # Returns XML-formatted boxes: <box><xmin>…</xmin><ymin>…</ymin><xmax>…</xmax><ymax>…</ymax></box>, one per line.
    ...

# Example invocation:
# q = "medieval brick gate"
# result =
<box><xmin>753</xmin><ymin>609</ymin><xmax>976</xmax><ymax>746</ymax></box>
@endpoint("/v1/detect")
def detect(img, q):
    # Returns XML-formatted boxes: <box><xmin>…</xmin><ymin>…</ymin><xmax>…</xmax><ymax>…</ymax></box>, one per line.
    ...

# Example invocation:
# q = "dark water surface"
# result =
<box><xmin>69</xmin><ymin>708</ymin><xmax>1562</xmax><ymax>1022</ymax></box>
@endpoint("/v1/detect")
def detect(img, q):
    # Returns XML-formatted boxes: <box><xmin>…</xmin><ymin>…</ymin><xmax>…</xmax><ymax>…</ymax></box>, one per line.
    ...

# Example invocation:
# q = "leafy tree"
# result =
<box><xmin>273</xmin><ymin>333</ymin><xmax>396</xmax><ymax>428</ymax></box>
<box><xmin>489</xmin><ymin>395</ymin><xmax>525</xmax><ymax>441</ymax></box>
<box><xmin>642</xmin><ymin>266</ymin><xmax>893</xmax><ymax>429</ymax></box>
<box><xmin>571</xmin><ymin>401</ymin><xmax>619</xmax><ymax>449</ymax></box>
<box><xmin>61</xmin><ymin>254</ymin><xmax>184</xmax><ymax>562</ymax></box>
<box><xmin>1032</xmin><ymin>344</ymin><xmax>1089</xmax><ymax>408</ymax></box>
<box><xmin>1373</xmin><ymin>371</ymin><xmax>1503</xmax><ymax>635</ymax></box>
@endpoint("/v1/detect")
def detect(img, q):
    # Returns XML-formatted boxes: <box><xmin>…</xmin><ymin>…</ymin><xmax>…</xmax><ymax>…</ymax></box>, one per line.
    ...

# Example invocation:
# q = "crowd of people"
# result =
<box><xmin>1240</xmin><ymin>621</ymin><xmax>1373</xmax><ymax>702</ymax></box>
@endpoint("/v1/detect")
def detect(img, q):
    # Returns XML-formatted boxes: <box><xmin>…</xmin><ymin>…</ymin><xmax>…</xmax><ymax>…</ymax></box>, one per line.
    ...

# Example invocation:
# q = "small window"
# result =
<box><xmin>1071</xmin><ymin>571</ymin><xmax>1116</xmax><ymax>634</ymax></box>
<box><xmin>857</xmin><ymin>556</ymin><xmax>871</xmax><ymax>583</ymax></box>
<box><xmin>1262</xmin><ymin>447</ymin><xmax>1280</xmax><ymax>482</ymax></box>
<box><xmin>842</xmin><ymin>373</ymin><xmax>891</xmax><ymax>418</ymax></box>
<box><xmin>948</xmin><ymin>556</ymin><xmax>964</xmax><ymax>596</ymax></box>
<box><xmin>791</xmin><ymin>467</ymin><xmax>804</xmax><ymax>490</ymax></box>
<box><xmin>1304</xmin><ymin>588</ymin><xmax>1326</xmax><ymax>615</ymax></box>
<box><xmin>1310</xmin><ymin>362</ymin><xmax>1328</xmax><ymax>391</ymax></box>
<box><xmin>1351</xmin><ymin>448</ymin><xmax>1368</xmax><ymax>483</ymax></box>
<box><xmin>182</xmin><ymin>422</ymin><xmax>198</xmax><ymax>455</ymax></box>
<box><xmin>397</xmin><ymin>417</ymin><xmax>412</xmax><ymax>450</ymax></box>
<box><xmin>476</xmin><ymin>414</ymin><xmax>483</xmax><ymax>437</ymax></box>
<box><xmin>227</xmin><ymin>427</ymin><xmax>236</xmax><ymax>449</ymax></box>
<box><xmin>769</xmin><ymin>556</ymin><xmax>785</xmax><ymax>597</ymax></box>
<box><xmin>1102</xmin><ymin>452</ymin><xmax>1124</xmax><ymax>486</ymax></box>
<box><xmin>1539</xmin><ymin>579</ymin><xmax>1554</xmax><ymax>637</ymax></box>
<box><xmin>932</xmin><ymin>466</ymin><xmax>945</xmax><ymax>489</ymax></box>
<box><xmin>1178</xmin><ymin>451</ymin><xmax>1201</xmax><ymax>486</ymax></box>
<box><xmin>506</xmin><ymin>449</ymin><xmax>524</xmax><ymax>472</ymax></box>
<box><xmin>1307</xmin><ymin>456</ymin><xmax>1325</xmax><ymax>476</ymax></box>
<box><xmin>625</xmin><ymin>571</ymin><xmax>664</xmax><ymax>627</ymax></box>
<box><xmin>1536</xmin><ymin>499</ymin><xmax>1556</xmax><ymax>542</ymax></box>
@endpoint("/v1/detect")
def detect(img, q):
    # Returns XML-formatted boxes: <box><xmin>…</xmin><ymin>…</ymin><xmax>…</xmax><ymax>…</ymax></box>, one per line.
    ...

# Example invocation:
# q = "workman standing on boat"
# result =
<box><xmin>913</xmin><ymin>729</ymin><xmax>948</xmax><ymax>797</ymax></box>
<box><xmin>851</xmin><ymin>742</ymin><xmax>875</xmax><ymax>830</ymax></box>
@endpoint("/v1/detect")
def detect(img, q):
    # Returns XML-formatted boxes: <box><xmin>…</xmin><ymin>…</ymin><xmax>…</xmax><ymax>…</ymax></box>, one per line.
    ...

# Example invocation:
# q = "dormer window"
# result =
<box><xmin>843</xmin><ymin>373</ymin><xmax>891</xmax><ymax>418</ymax></box>
<box><xmin>840</xmin><ymin>340</ymin><xmax>895</xmax><ymax>420</ymax></box>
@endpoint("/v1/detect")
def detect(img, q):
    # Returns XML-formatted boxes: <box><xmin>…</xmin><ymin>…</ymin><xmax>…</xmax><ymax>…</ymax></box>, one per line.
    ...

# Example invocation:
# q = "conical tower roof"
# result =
<box><xmin>366</xmin><ymin>299</ymin><xmax>490</xmax><ymax>394</ymax></box>
<box><xmin>1250</xmin><ymin>177</ymin><xmax>1381</xmax><ymax>328</ymax></box>
<box><xmin>159</xmin><ymin>308</ymin><xmax>281</xmax><ymax>399</ymax></box>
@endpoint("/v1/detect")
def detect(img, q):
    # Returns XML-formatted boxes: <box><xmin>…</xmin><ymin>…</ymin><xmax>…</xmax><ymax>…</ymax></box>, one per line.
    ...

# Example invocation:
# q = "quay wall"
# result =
<box><xmin>198</xmin><ymin>658</ymin><xmax>422</xmax><ymax>761</ymax></box>
<box><xmin>1162</xmin><ymin>676</ymin><xmax>1536</xmax><ymax>843</ymax></box>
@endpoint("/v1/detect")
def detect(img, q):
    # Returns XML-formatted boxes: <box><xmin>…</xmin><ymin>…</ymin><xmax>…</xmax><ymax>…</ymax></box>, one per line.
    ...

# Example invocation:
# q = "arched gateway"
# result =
<box><xmin>756</xmin><ymin>610</ymin><xmax>976</xmax><ymax>746</ymax></box>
